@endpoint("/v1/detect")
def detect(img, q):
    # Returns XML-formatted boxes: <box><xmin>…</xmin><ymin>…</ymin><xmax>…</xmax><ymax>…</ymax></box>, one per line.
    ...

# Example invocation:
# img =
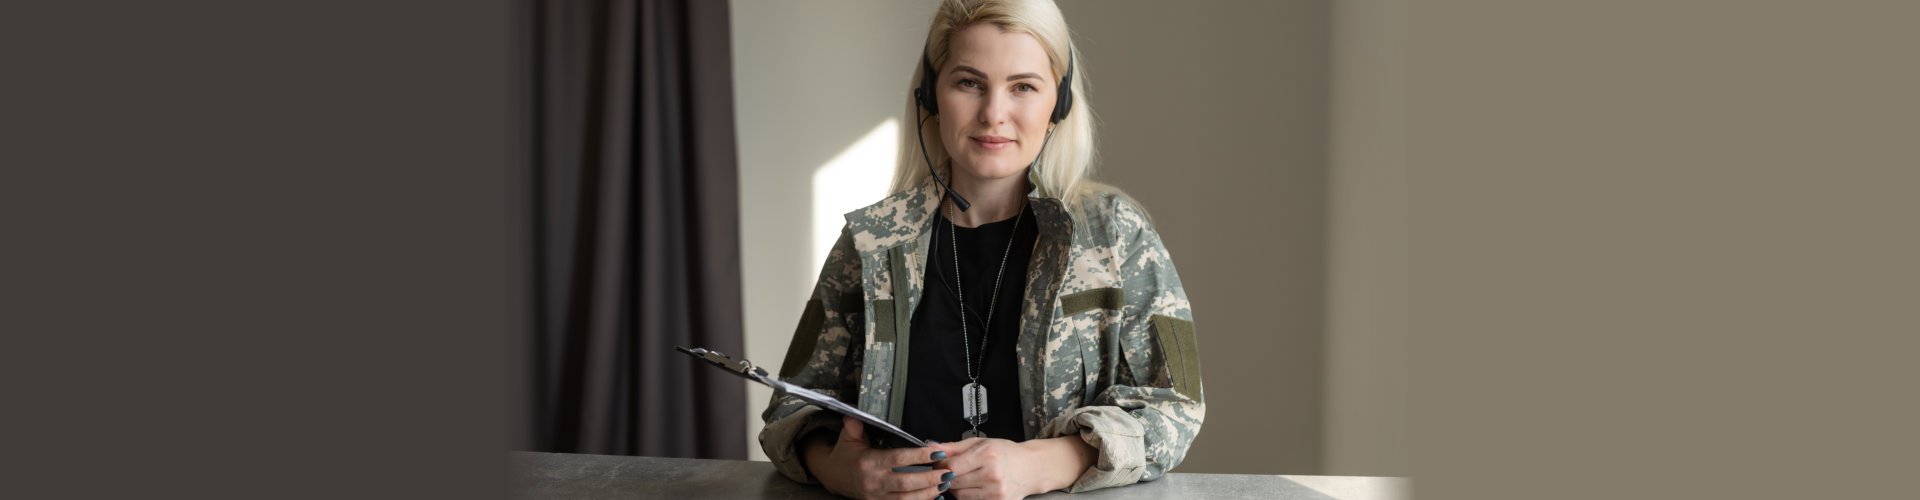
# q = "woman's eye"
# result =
<box><xmin>958</xmin><ymin>79</ymin><xmax>980</xmax><ymax>89</ymax></box>
<box><xmin>1015</xmin><ymin>83</ymin><xmax>1038</xmax><ymax>93</ymax></box>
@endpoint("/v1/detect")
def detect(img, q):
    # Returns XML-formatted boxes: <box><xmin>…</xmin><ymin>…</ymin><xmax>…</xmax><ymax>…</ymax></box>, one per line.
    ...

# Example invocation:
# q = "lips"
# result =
<box><xmin>970</xmin><ymin>135</ymin><xmax>1014</xmax><ymax>151</ymax></box>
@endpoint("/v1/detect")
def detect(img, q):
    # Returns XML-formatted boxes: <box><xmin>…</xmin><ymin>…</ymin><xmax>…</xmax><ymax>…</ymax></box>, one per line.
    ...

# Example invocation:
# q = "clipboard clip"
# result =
<box><xmin>674</xmin><ymin>345</ymin><xmax>771</xmax><ymax>380</ymax></box>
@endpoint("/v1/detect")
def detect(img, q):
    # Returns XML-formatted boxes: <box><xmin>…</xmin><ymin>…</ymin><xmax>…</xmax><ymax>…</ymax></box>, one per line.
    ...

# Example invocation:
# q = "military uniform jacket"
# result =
<box><xmin>760</xmin><ymin>178</ymin><xmax>1205</xmax><ymax>493</ymax></box>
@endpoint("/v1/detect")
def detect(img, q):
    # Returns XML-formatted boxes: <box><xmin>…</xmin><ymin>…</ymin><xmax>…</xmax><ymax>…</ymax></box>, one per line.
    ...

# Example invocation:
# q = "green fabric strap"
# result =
<box><xmin>1151</xmin><ymin>314</ymin><xmax>1203</xmax><ymax>402</ymax></box>
<box><xmin>886</xmin><ymin>246</ymin><xmax>913</xmax><ymax>423</ymax></box>
<box><xmin>1060</xmin><ymin>286</ymin><xmax>1124</xmax><ymax>316</ymax></box>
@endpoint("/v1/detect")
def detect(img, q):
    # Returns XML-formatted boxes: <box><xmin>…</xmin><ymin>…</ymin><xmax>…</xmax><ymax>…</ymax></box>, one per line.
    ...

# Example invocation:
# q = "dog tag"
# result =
<box><xmin>960</xmin><ymin>382</ymin><xmax>988</xmax><ymax>425</ymax></box>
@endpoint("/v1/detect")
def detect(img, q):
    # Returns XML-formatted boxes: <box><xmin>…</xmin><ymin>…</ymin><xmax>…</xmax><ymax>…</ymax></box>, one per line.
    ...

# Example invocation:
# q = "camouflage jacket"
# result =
<box><xmin>760</xmin><ymin>178</ymin><xmax>1204</xmax><ymax>493</ymax></box>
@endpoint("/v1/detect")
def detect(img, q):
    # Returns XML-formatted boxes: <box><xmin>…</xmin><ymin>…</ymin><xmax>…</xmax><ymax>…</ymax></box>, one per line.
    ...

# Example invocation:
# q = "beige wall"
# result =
<box><xmin>729</xmin><ymin>0</ymin><xmax>1410</xmax><ymax>476</ymax></box>
<box><xmin>1398</xmin><ymin>2</ymin><xmax>1919</xmax><ymax>498</ymax></box>
<box><xmin>1324</xmin><ymin>0</ymin><xmax>1411</xmax><ymax>477</ymax></box>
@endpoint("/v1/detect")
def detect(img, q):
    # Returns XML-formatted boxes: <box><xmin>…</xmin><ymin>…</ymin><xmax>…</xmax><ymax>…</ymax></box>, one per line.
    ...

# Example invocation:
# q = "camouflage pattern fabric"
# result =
<box><xmin>759</xmin><ymin>178</ymin><xmax>1204</xmax><ymax>493</ymax></box>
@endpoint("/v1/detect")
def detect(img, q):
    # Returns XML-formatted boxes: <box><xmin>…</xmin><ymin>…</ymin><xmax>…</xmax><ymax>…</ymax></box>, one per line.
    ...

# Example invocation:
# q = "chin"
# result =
<box><xmin>951</xmin><ymin>156</ymin><xmax>1032</xmax><ymax>182</ymax></box>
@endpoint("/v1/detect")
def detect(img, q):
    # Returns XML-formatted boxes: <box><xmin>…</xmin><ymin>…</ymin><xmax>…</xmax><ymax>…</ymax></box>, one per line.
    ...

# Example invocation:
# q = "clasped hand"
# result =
<box><xmin>807</xmin><ymin>416</ymin><xmax>1088</xmax><ymax>500</ymax></box>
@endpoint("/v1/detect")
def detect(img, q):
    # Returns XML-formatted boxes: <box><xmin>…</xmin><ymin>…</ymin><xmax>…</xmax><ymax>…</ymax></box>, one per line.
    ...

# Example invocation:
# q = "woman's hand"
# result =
<box><xmin>802</xmin><ymin>416</ymin><xmax>953</xmax><ymax>500</ymax></box>
<box><xmin>934</xmin><ymin>435</ymin><xmax>1096</xmax><ymax>500</ymax></box>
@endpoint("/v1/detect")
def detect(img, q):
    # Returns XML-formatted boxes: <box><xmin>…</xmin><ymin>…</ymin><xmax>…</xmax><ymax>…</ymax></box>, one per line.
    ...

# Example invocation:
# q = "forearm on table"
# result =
<box><xmin>1021</xmin><ymin>435</ymin><xmax>1098</xmax><ymax>494</ymax></box>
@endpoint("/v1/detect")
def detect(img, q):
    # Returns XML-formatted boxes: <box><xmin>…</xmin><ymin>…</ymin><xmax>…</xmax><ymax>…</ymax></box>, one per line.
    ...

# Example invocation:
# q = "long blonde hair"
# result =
<box><xmin>888</xmin><ymin>0</ymin><xmax>1109</xmax><ymax>207</ymax></box>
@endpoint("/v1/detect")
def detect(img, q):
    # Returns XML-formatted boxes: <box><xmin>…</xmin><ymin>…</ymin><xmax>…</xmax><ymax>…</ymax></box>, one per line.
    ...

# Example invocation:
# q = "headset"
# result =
<box><xmin>913</xmin><ymin>43</ymin><xmax>1074</xmax><ymax>212</ymax></box>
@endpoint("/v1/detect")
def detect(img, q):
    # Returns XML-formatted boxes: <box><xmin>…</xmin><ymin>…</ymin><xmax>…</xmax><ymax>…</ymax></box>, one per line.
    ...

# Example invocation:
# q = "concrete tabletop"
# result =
<box><xmin>511</xmin><ymin>451</ymin><xmax>1410</xmax><ymax>499</ymax></box>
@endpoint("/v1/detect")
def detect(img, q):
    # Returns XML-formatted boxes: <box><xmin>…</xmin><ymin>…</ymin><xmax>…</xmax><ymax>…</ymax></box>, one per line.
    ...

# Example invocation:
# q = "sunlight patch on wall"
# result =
<box><xmin>812</xmin><ymin>118</ymin><xmax>899</xmax><ymax>269</ymax></box>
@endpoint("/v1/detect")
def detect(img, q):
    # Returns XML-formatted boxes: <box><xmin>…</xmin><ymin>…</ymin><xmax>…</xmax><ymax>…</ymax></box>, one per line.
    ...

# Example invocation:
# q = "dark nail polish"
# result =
<box><xmin>942</xmin><ymin>471</ymin><xmax>954</xmax><ymax>482</ymax></box>
<box><xmin>939</xmin><ymin>481</ymin><xmax>951</xmax><ymax>492</ymax></box>
<box><xmin>931</xmin><ymin>451</ymin><xmax>947</xmax><ymax>460</ymax></box>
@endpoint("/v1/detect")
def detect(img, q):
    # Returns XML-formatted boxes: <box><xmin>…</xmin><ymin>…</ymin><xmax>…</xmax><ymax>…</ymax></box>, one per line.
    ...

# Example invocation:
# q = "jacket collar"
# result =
<box><xmin>844</xmin><ymin>176</ymin><xmax>1073</xmax><ymax>254</ymax></box>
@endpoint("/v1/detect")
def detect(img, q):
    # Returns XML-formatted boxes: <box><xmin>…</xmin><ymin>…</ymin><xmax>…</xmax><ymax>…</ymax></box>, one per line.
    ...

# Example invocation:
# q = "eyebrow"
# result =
<box><xmin>951</xmin><ymin>65</ymin><xmax>1048</xmax><ymax>83</ymax></box>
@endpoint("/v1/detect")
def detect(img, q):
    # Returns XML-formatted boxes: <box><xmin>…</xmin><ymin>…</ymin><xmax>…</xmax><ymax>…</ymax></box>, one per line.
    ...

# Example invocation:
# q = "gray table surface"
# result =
<box><xmin>511</xmin><ymin>451</ymin><xmax>1409</xmax><ymax>500</ymax></box>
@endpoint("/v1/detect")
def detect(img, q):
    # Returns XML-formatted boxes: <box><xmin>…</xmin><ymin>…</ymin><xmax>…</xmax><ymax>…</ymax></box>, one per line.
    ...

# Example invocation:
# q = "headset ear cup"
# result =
<box><xmin>1051</xmin><ymin>50</ymin><xmax>1075</xmax><ymax>123</ymax></box>
<box><xmin>918</xmin><ymin>53</ymin><xmax>940</xmax><ymax>115</ymax></box>
<box><xmin>1052</xmin><ymin>87</ymin><xmax>1072</xmax><ymax>123</ymax></box>
<box><xmin>917</xmin><ymin>86</ymin><xmax>939</xmax><ymax>115</ymax></box>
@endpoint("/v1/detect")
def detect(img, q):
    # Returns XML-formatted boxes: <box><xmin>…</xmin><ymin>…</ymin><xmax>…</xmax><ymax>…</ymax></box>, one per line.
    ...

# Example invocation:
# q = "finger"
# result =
<box><xmin>881</xmin><ymin>467</ymin><xmax>950</xmax><ymax>492</ymax></box>
<box><xmin>939</xmin><ymin>437</ymin><xmax>992</xmax><ymax>454</ymax></box>
<box><xmin>945</xmin><ymin>468</ymin><xmax>993</xmax><ymax>490</ymax></box>
<box><xmin>907</xmin><ymin>441</ymin><xmax>956</xmax><ymax>471</ymax></box>
<box><xmin>942</xmin><ymin>468</ymin><xmax>986</xmax><ymax>490</ymax></box>
<box><xmin>928</xmin><ymin>438</ymin><xmax>985</xmax><ymax>468</ymax></box>
<box><xmin>884</xmin><ymin>444</ymin><xmax>946</xmax><ymax>467</ymax></box>
<box><xmin>839</xmin><ymin>416</ymin><xmax>866</xmax><ymax>444</ymax></box>
<box><xmin>936</xmin><ymin>448</ymin><xmax>989</xmax><ymax>477</ymax></box>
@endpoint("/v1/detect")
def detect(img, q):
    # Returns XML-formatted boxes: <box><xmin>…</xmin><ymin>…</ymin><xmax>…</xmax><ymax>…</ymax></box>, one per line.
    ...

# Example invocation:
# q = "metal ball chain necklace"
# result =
<box><xmin>947</xmin><ymin>197</ymin><xmax>1021</xmax><ymax>439</ymax></box>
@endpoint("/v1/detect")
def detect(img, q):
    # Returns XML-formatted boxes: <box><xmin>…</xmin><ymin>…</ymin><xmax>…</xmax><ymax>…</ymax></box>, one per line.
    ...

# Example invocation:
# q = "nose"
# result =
<box><xmin>976</xmin><ymin>89</ymin><xmax>1009</xmax><ymax>126</ymax></box>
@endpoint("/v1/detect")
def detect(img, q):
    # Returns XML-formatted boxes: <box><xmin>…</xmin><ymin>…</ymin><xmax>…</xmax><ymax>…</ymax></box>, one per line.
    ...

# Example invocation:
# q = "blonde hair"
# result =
<box><xmin>888</xmin><ymin>0</ymin><xmax>1115</xmax><ymax>207</ymax></box>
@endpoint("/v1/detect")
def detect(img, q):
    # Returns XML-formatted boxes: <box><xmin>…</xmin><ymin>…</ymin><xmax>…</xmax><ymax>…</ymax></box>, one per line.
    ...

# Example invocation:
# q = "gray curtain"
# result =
<box><xmin>525</xmin><ymin>0</ymin><xmax>746</xmax><ymax>459</ymax></box>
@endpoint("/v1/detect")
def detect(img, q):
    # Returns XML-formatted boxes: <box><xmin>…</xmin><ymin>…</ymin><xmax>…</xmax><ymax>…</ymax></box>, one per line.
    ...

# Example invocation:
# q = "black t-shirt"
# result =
<box><xmin>900</xmin><ymin>203</ymin><xmax>1038</xmax><ymax>444</ymax></box>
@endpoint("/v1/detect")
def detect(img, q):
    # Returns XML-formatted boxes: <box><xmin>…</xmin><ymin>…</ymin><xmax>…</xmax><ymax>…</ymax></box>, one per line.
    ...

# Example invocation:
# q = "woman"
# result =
<box><xmin>760</xmin><ymin>1</ymin><xmax>1203</xmax><ymax>498</ymax></box>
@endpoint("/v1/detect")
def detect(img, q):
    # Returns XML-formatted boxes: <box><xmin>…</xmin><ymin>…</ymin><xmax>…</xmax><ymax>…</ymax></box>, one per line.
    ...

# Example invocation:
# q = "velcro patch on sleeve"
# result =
<box><xmin>1150</xmin><ymin>314</ymin><xmax>1203</xmax><ymax>402</ymax></box>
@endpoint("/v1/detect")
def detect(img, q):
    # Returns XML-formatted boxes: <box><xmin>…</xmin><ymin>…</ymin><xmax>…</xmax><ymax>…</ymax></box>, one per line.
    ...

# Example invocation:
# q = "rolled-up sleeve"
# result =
<box><xmin>1041</xmin><ymin>198</ymin><xmax>1205</xmax><ymax>492</ymax></box>
<box><xmin>759</xmin><ymin>225</ymin><xmax>867</xmax><ymax>484</ymax></box>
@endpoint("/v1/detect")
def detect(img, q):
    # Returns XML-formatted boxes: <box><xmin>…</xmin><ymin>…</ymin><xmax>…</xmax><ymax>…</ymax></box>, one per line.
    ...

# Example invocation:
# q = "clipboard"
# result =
<box><xmin>676</xmin><ymin>346</ymin><xmax>930</xmax><ymax>449</ymax></box>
